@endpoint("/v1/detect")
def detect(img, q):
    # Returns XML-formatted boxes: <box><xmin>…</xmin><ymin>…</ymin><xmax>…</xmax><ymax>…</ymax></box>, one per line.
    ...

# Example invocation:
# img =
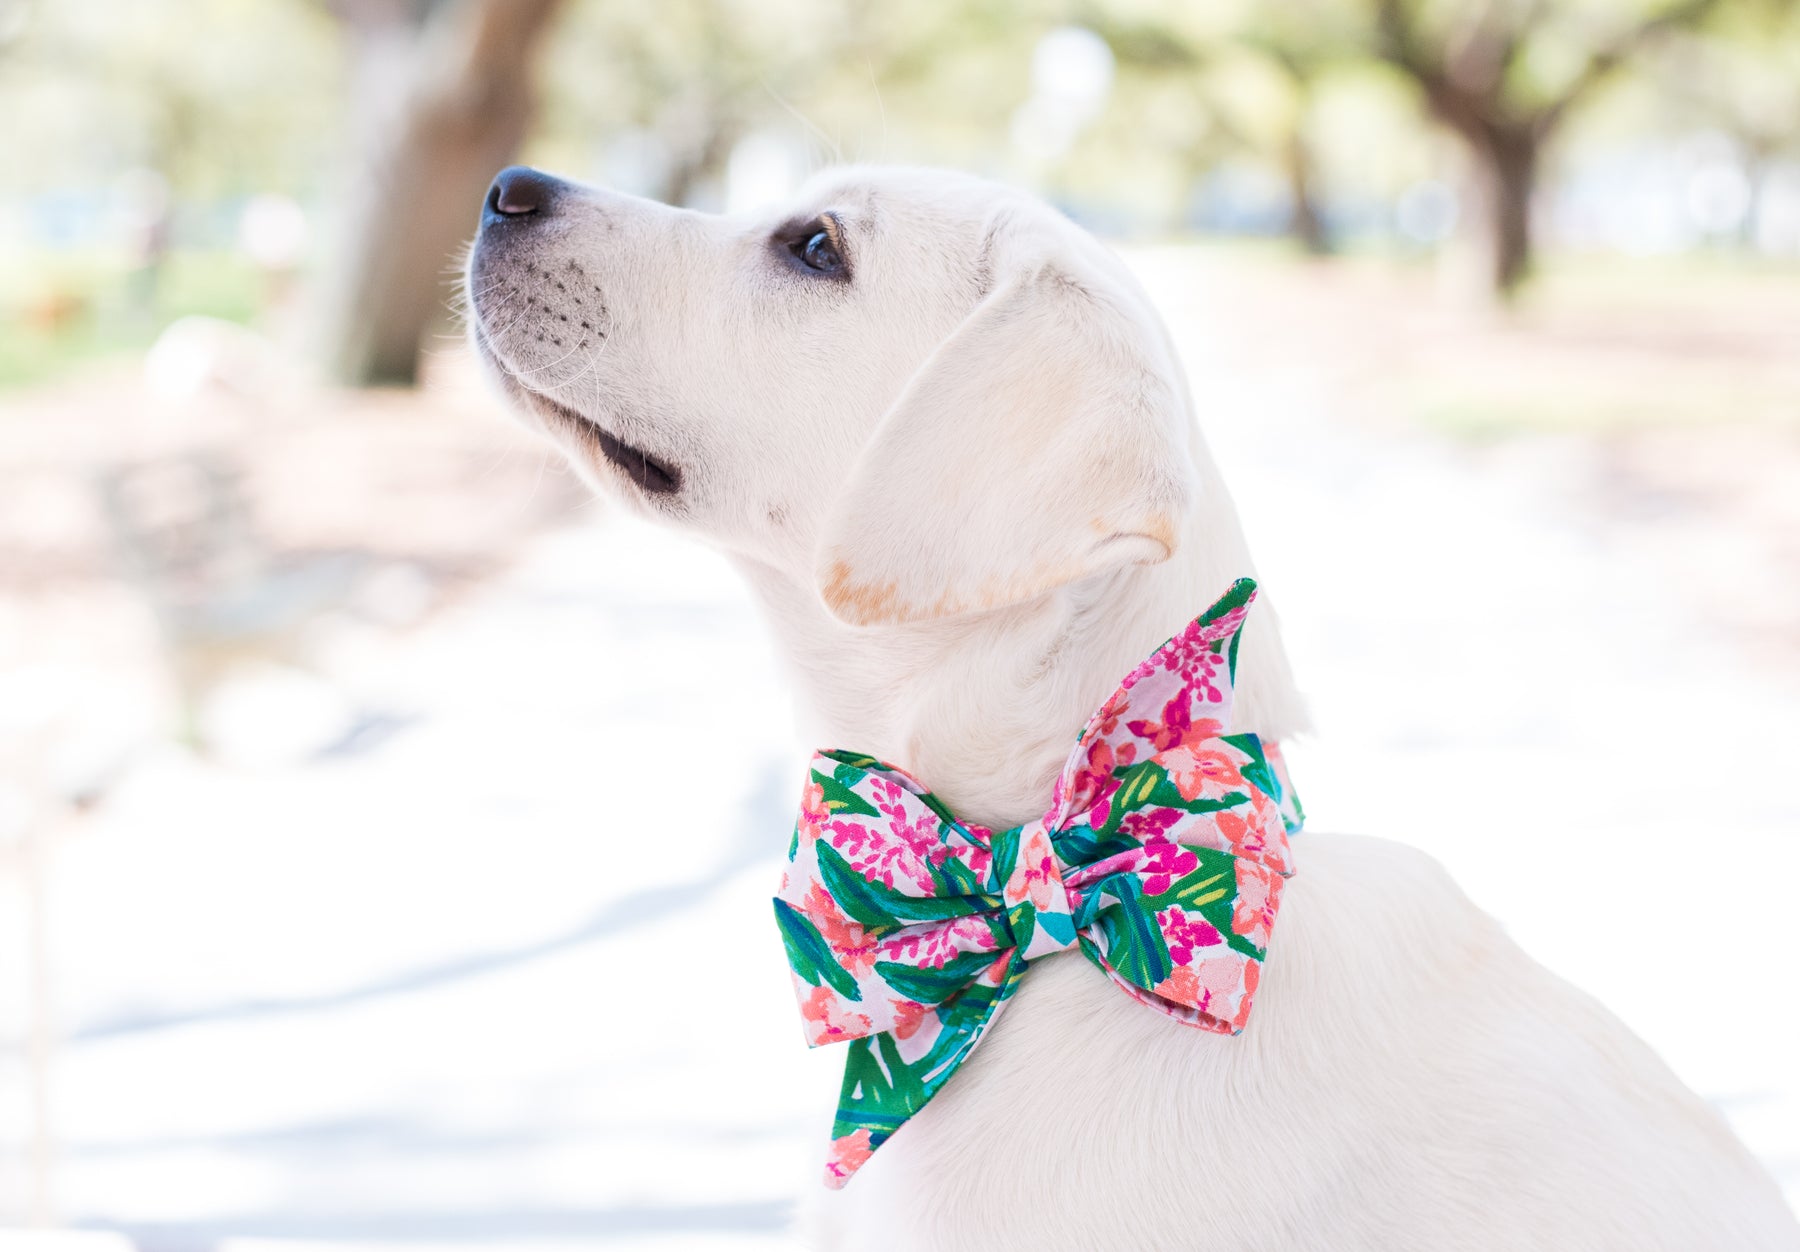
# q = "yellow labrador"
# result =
<box><xmin>464</xmin><ymin>165</ymin><xmax>1799</xmax><ymax>1251</ymax></box>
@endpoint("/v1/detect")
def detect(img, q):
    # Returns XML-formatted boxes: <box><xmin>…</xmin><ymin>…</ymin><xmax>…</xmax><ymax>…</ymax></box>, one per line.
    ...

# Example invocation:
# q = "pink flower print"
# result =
<box><xmin>883</xmin><ymin>778</ymin><xmax>951</xmax><ymax>866</ymax></box>
<box><xmin>824</xmin><ymin>819</ymin><xmax>879</xmax><ymax>872</ymax></box>
<box><xmin>1156</xmin><ymin>904</ymin><xmax>1223</xmax><ymax>965</ymax></box>
<box><xmin>1152</xmin><ymin>952</ymin><xmax>1254</xmax><ymax>1032</ymax></box>
<box><xmin>805</xmin><ymin>883</ymin><xmax>879</xmax><ymax>975</ymax></box>
<box><xmin>947</xmin><ymin>824</ymin><xmax>994</xmax><ymax>885</ymax></box>
<box><xmin>1155</xmin><ymin>963</ymin><xmax>1199</xmax><ymax>1006</ymax></box>
<box><xmin>1245</xmin><ymin>793</ymin><xmax>1294</xmax><ymax>874</ymax></box>
<box><xmin>1065</xmin><ymin>737</ymin><xmax>1128</xmax><ymax>824</ymax></box>
<box><xmin>1091</xmin><ymin>690</ymin><xmax>1129</xmax><ymax>740</ymax></box>
<box><xmin>1192</xmin><ymin>653</ymin><xmax>1224</xmax><ymax>703</ymax></box>
<box><xmin>1161</xmin><ymin>640</ymin><xmax>1226</xmax><ymax>702</ymax></box>
<box><xmin>825</xmin><ymin>1128</ymin><xmax>874</xmax><ymax>1188</ymax></box>
<box><xmin>800</xmin><ymin>984</ymin><xmax>873</xmax><ymax>1046</ymax></box>
<box><xmin>1231</xmin><ymin>958</ymin><xmax>1260</xmax><ymax>1032</ymax></box>
<box><xmin>1138</xmin><ymin>837</ymin><xmax>1199</xmax><ymax>896</ymax></box>
<box><xmin>876</xmin><ymin>915</ymin><xmax>997</xmax><ymax>969</ymax></box>
<box><xmin>979</xmin><ymin>950</ymin><xmax>1013</xmax><ymax>986</ymax></box>
<box><xmin>1128</xmin><ymin>695</ymin><xmax>1224</xmax><ymax>755</ymax></box>
<box><xmin>1195</xmin><ymin>602</ymin><xmax>1249</xmax><ymax>643</ymax></box>
<box><xmin>1213</xmin><ymin>798</ymin><xmax>1280</xmax><ymax>862</ymax></box>
<box><xmin>1159</xmin><ymin>744</ymin><xmax>1246</xmax><ymax>803</ymax></box>
<box><xmin>1231</xmin><ymin>859</ymin><xmax>1281</xmax><ymax>950</ymax></box>
<box><xmin>1212</xmin><ymin>810</ymin><xmax>1256</xmax><ymax>857</ymax></box>
<box><xmin>1184</xmin><ymin>954</ymin><xmax>1246</xmax><ymax>1020</ymax></box>
<box><xmin>797</xmin><ymin>779</ymin><xmax>829</xmax><ymax>843</ymax></box>
<box><xmin>1120</xmin><ymin>805</ymin><xmax>1180</xmax><ymax>846</ymax></box>
<box><xmin>1128</xmin><ymin>696</ymin><xmax>1188</xmax><ymax>752</ymax></box>
<box><xmin>825</xmin><ymin>784</ymin><xmax>946</xmax><ymax>894</ymax></box>
<box><xmin>889</xmin><ymin>998</ymin><xmax>930</xmax><ymax>1041</ymax></box>
<box><xmin>1009</xmin><ymin>826</ymin><xmax>1064</xmax><ymax>910</ymax></box>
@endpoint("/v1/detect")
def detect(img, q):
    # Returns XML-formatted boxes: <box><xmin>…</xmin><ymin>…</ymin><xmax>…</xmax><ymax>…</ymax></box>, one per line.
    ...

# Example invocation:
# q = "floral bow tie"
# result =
<box><xmin>773</xmin><ymin>578</ymin><xmax>1302</xmax><ymax>1187</ymax></box>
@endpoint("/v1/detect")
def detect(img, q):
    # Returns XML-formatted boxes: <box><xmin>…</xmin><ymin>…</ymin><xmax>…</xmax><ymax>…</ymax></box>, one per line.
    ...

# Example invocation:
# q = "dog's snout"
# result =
<box><xmin>484</xmin><ymin>165</ymin><xmax>561</xmax><ymax>221</ymax></box>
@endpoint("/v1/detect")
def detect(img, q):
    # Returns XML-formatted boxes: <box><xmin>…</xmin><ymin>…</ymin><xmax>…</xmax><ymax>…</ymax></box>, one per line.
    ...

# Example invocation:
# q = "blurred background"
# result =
<box><xmin>1</xmin><ymin>0</ymin><xmax>1797</xmax><ymax>1248</ymax></box>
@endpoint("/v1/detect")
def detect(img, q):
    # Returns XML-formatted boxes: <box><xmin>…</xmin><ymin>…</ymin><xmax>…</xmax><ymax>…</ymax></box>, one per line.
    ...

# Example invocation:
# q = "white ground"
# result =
<box><xmin>1</xmin><ymin>253</ymin><xmax>1795</xmax><ymax>1248</ymax></box>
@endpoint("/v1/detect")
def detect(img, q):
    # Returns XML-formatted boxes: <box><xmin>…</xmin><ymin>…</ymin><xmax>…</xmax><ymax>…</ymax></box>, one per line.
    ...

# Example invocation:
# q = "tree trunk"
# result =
<box><xmin>313</xmin><ymin>0</ymin><xmax>565</xmax><ymax>386</ymax></box>
<box><xmin>1475</xmin><ymin>128</ymin><xmax>1537</xmax><ymax>298</ymax></box>
<box><xmin>1283</xmin><ymin>128</ymin><xmax>1330</xmax><ymax>256</ymax></box>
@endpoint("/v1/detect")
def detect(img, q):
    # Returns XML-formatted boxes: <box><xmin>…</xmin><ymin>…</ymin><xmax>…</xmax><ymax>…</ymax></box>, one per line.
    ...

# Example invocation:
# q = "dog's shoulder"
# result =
<box><xmin>1278</xmin><ymin>832</ymin><xmax>1507</xmax><ymax>978</ymax></box>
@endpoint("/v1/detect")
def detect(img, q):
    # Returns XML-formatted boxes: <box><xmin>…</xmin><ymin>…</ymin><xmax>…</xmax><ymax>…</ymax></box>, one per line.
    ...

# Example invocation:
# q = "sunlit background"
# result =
<box><xmin>1</xmin><ymin>0</ymin><xmax>1797</xmax><ymax>1247</ymax></box>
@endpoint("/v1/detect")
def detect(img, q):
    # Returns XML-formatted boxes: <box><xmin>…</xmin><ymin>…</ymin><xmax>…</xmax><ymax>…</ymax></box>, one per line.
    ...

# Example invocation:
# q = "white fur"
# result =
<box><xmin>467</xmin><ymin>165</ymin><xmax>1799</xmax><ymax>1250</ymax></box>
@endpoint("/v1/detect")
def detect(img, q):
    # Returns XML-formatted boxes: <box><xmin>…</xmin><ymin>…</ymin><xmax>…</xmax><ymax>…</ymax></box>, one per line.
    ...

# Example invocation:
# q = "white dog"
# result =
<box><xmin>465</xmin><ymin>164</ymin><xmax>1799</xmax><ymax>1251</ymax></box>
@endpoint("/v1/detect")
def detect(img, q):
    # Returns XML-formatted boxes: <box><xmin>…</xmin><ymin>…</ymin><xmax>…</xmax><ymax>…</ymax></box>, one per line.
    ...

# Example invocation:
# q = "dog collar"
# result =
<box><xmin>773</xmin><ymin>577</ymin><xmax>1303</xmax><ymax>1186</ymax></box>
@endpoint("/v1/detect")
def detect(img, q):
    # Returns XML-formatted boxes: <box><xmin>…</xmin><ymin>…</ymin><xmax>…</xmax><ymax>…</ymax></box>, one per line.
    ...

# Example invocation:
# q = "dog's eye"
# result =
<box><xmin>793</xmin><ymin>225</ymin><xmax>844</xmax><ymax>274</ymax></box>
<box><xmin>774</xmin><ymin>214</ymin><xmax>850</xmax><ymax>280</ymax></box>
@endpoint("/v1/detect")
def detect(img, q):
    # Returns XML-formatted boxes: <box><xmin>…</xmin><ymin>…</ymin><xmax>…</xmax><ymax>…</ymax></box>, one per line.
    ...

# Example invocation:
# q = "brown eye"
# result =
<box><xmin>795</xmin><ymin>227</ymin><xmax>843</xmax><ymax>274</ymax></box>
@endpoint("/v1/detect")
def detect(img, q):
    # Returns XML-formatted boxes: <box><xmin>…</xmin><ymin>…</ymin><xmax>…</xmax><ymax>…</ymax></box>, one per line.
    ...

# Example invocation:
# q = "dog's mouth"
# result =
<box><xmin>529</xmin><ymin>393</ymin><xmax>682</xmax><ymax>495</ymax></box>
<box><xmin>472</xmin><ymin>319</ymin><xmax>682</xmax><ymax>496</ymax></box>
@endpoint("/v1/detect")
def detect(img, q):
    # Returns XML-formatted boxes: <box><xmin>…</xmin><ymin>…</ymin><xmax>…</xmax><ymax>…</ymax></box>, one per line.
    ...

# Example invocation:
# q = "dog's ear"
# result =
<box><xmin>814</xmin><ymin>226</ymin><xmax>1195</xmax><ymax>627</ymax></box>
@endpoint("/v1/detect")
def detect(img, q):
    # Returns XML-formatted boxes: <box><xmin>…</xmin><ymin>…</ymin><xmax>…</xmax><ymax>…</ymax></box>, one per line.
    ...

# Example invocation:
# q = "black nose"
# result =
<box><xmin>485</xmin><ymin>166</ymin><xmax>560</xmax><ymax>219</ymax></box>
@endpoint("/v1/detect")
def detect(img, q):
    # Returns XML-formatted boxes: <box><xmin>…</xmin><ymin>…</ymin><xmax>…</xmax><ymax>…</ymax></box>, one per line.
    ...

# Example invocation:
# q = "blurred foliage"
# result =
<box><xmin>0</xmin><ymin>0</ymin><xmax>344</xmax><ymax>198</ymax></box>
<box><xmin>0</xmin><ymin>251</ymin><xmax>260</xmax><ymax>389</ymax></box>
<box><xmin>0</xmin><ymin>0</ymin><xmax>1794</xmax><ymax>385</ymax></box>
<box><xmin>1</xmin><ymin>0</ymin><xmax>1789</xmax><ymax>215</ymax></box>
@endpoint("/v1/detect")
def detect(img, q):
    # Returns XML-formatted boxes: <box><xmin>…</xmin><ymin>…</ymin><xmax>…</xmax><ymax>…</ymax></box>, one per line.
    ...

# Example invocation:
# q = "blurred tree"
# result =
<box><xmin>1096</xmin><ymin>15</ymin><xmax>1323</xmax><ymax>247</ymax></box>
<box><xmin>1231</xmin><ymin>1</ymin><xmax>1372</xmax><ymax>253</ymax></box>
<box><xmin>544</xmin><ymin>0</ymin><xmax>794</xmax><ymax>208</ymax></box>
<box><xmin>1254</xmin><ymin>43</ymin><xmax>1333</xmax><ymax>253</ymax></box>
<box><xmin>0</xmin><ymin>0</ymin><xmax>340</xmax><ymax>206</ymax></box>
<box><xmin>1653</xmin><ymin>0</ymin><xmax>1800</xmax><ymax>242</ymax></box>
<box><xmin>1093</xmin><ymin>2</ymin><xmax>1388</xmax><ymax>253</ymax></box>
<box><xmin>311</xmin><ymin>0</ymin><xmax>565</xmax><ymax>386</ymax></box>
<box><xmin>1367</xmin><ymin>0</ymin><xmax>1730</xmax><ymax>297</ymax></box>
<box><xmin>537</xmin><ymin>0</ymin><xmax>1014</xmax><ymax>208</ymax></box>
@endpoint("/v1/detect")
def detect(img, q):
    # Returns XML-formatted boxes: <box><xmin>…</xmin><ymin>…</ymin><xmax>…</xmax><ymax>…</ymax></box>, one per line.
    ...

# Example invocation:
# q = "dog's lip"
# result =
<box><xmin>533</xmin><ymin>394</ymin><xmax>683</xmax><ymax>495</ymax></box>
<box><xmin>472</xmin><ymin>317</ymin><xmax>682</xmax><ymax>496</ymax></box>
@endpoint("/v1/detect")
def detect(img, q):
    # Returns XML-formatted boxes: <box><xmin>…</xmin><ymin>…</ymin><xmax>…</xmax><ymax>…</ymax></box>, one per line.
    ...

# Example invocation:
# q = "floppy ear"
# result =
<box><xmin>815</xmin><ymin>241</ymin><xmax>1195</xmax><ymax>627</ymax></box>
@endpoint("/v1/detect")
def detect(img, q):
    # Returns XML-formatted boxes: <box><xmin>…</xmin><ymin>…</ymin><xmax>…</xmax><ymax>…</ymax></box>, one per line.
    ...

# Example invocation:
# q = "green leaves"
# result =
<box><xmin>835</xmin><ymin>1033</ymin><xmax>929</xmax><ymax>1139</ymax></box>
<box><xmin>1051</xmin><ymin>824</ymin><xmax>1141</xmax><ymax>868</ymax></box>
<box><xmin>1090</xmin><ymin>874</ymin><xmax>1173</xmax><ymax>988</ymax></box>
<box><xmin>1113</xmin><ymin>759</ymin><xmax>1165</xmax><ymax>811</ymax></box>
<box><xmin>1159</xmin><ymin>845</ymin><xmax>1265</xmax><ymax>962</ymax></box>
<box><xmin>812</xmin><ymin>761</ymin><xmax>881</xmax><ymax>820</ymax></box>
<box><xmin>988</xmin><ymin>823</ymin><xmax>1022</xmax><ymax>891</ymax></box>
<box><xmin>873</xmin><ymin>948</ymin><xmax>1000</xmax><ymax>1006</ymax></box>
<box><xmin>1197</xmin><ymin>576</ymin><xmax>1257</xmax><ymax>628</ymax></box>
<box><xmin>1164</xmin><ymin>869</ymin><xmax>1230</xmax><ymax>911</ymax></box>
<box><xmin>1089</xmin><ymin>757</ymin><xmax>1264</xmax><ymax>843</ymax></box>
<box><xmin>1224</xmin><ymin>732</ymin><xmax>1279</xmax><ymax>801</ymax></box>
<box><xmin>773</xmin><ymin>898</ymin><xmax>862</xmax><ymax>1001</ymax></box>
<box><xmin>815</xmin><ymin>840</ymin><xmax>997</xmax><ymax>928</ymax></box>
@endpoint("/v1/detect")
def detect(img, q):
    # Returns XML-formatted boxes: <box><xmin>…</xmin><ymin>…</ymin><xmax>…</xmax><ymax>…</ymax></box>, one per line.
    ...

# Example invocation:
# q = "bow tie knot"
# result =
<box><xmin>774</xmin><ymin>578</ymin><xmax>1303</xmax><ymax>1188</ymax></box>
<box><xmin>996</xmin><ymin>819</ymin><xmax>1080</xmax><ymax>960</ymax></box>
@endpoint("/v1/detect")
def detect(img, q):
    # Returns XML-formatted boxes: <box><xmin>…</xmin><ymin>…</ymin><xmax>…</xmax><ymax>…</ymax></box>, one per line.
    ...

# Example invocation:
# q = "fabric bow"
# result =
<box><xmin>773</xmin><ymin>577</ymin><xmax>1303</xmax><ymax>1187</ymax></box>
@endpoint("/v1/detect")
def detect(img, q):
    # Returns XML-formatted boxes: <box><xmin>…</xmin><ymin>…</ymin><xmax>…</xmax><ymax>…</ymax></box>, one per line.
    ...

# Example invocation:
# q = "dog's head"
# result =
<box><xmin>466</xmin><ymin>164</ymin><xmax>1198</xmax><ymax>627</ymax></box>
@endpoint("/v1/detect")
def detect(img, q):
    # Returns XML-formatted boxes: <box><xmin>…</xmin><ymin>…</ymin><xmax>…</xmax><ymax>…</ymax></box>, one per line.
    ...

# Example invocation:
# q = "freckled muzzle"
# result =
<box><xmin>468</xmin><ymin>166</ymin><xmax>680</xmax><ymax>497</ymax></box>
<box><xmin>470</xmin><ymin>167</ymin><xmax>611</xmax><ymax>360</ymax></box>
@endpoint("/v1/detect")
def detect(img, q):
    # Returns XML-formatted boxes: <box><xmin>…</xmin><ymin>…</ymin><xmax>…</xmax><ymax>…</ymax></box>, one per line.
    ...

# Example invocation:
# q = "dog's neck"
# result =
<box><xmin>732</xmin><ymin>451</ymin><xmax>1308</xmax><ymax>830</ymax></box>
